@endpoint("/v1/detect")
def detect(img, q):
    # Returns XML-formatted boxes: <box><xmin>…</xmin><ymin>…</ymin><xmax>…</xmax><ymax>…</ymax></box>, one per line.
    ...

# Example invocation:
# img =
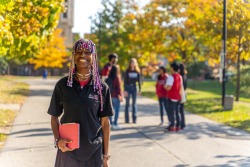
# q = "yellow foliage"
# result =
<box><xmin>1</xmin><ymin>0</ymin><xmax>65</xmax><ymax>59</ymax></box>
<box><xmin>29</xmin><ymin>29</ymin><xmax>68</xmax><ymax>69</ymax></box>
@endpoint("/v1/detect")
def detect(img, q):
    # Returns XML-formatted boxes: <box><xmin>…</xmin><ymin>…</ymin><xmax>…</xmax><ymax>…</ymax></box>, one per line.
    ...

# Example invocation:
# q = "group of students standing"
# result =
<box><xmin>156</xmin><ymin>62</ymin><xmax>187</xmax><ymax>132</ymax></box>
<box><xmin>102</xmin><ymin>53</ymin><xmax>187</xmax><ymax>133</ymax></box>
<box><xmin>101</xmin><ymin>54</ymin><xmax>141</xmax><ymax>130</ymax></box>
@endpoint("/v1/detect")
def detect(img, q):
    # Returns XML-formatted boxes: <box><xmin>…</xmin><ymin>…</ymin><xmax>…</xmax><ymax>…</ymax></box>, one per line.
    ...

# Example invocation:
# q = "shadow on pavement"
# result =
<box><xmin>17</xmin><ymin>133</ymin><xmax>53</xmax><ymax>138</ymax></box>
<box><xmin>195</xmin><ymin>155</ymin><xmax>250</xmax><ymax>167</ymax></box>
<box><xmin>29</xmin><ymin>89</ymin><xmax>53</xmax><ymax>97</ymax></box>
<box><xmin>10</xmin><ymin>128</ymin><xmax>52</xmax><ymax>136</ymax></box>
<box><xmin>6</xmin><ymin>122</ymin><xmax>51</xmax><ymax>127</ymax></box>
<box><xmin>1</xmin><ymin>145</ymin><xmax>49</xmax><ymax>153</ymax></box>
<box><xmin>110</xmin><ymin>121</ymin><xmax>250</xmax><ymax>145</ymax></box>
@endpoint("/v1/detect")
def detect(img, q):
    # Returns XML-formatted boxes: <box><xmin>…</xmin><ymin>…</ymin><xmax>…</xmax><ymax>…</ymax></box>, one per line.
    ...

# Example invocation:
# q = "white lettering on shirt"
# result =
<box><xmin>128</xmin><ymin>73</ymin><xmax>138</xmax><ymax>78</ymax></box>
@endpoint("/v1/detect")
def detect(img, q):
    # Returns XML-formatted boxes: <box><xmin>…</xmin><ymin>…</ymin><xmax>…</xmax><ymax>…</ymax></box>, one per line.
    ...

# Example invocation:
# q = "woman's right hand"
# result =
<box><xmin>58</xmin><ymin>139</ymin><xmax>75</xmax><ymax>152</ymax></box>
<box><xmin>124</xmin><ymin>91</ymin><xmax>128</xmax><ymax>98</ymax></box>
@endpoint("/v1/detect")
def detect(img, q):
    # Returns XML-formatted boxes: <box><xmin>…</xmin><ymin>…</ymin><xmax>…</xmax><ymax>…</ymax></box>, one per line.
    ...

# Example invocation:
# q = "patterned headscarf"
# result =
<box><xmin>67</xmin><ymin>38</ymin><xmax>103</xmax><ymax>110</ymax></box>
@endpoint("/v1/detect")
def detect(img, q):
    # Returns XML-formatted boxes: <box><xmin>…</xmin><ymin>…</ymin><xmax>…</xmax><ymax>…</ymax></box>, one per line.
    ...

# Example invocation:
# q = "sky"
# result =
<box><xmin>72</xmin><ymin>0</ymin><xmax>150</xmax><ymax>37</ymax></box>
<box><xmin>72</xmin><ymin>0</ymin><xmax>104</xmax><ymax>37</ymax></box>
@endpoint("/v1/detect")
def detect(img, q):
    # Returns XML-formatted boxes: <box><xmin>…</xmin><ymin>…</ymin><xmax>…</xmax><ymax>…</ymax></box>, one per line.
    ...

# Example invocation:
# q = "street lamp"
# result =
<box><xmin>222</xmin><ymin>0</ymin><xmax>227</xmax><ymax>107</ymax></box>
<box><xmin>98</xmin><ymin>10</ymin><xmax>102</xmax><ymax>59</ymax></box>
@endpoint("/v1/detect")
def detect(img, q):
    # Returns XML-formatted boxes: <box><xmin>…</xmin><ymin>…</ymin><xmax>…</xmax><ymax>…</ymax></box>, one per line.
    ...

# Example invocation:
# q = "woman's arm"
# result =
<box><xmin>51</xmin><ymin>116</ymin><xmax>74</xmax><ymax>152</ymax></box>
<box><xmin>118</xmin><ymin>78</ymin><xmax>123</xmax><ymax>101</ymax></box>
<box><xmin>101</xmin><ymin>116</ymin><xmax>110</xmax><ymax>166</ymax></box>
<box><xmin>124</xmin><ymin>70</ymin><xmax>128</xmax><ymax>97</ymax></box>
<box><xmin>137</xmin><ymin>72</ymin><xmax>141</xmax><ymax>94</ymax></box>
<box><xmin>51</xmin><ymin>116</ymin><xmax>60</xmax><ymax>139</ymax></box>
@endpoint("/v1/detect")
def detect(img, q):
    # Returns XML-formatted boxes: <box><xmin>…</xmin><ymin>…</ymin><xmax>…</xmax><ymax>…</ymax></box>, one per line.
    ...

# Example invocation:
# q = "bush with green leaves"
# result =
<box><xmin>186</xmin><ymin>61</ymin><xmax>209</xmax><ymax>79</ymax></box>
<box><xmin>232</xmin><ymin>65</ymin><xmax>250</xmax><ymax>96</ymax></box>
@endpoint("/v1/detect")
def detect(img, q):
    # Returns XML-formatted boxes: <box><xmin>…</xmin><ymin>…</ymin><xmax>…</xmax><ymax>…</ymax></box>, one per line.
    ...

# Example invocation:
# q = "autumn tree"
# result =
<box><xmin>0</xmin><ymin>0</ymin><xmax>65</xmax><ymax>61</ymax></box>
<box><xmin>29</xmin><ymin>29</ymin><xmax>68</xmax><ymax>70</ymax></box>
<box><xmin>191</xmin><ymin>0</ymin><xmax>250</xmax><ymax>100</ymax></box>
<box><xmin>90</xmin><ymin>0</ymin><xmax>124</xmax><ymax>68</ymax></box>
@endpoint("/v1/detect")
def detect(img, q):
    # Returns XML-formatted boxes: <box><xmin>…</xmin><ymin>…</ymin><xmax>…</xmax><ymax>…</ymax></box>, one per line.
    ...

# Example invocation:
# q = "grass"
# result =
<box><xmin>141</xmin><ymin>80</ymin><xmax>250</xmax><ymax>133</ymax></box>
<box><xmin>0</xmin><ymin>109</ymin><xmax>18</xmax><ymax>150</ymax></box>
<box><xmin>0</xmin><ymin>76</ymin><xmax>29</xmax><ymax>104</ymax></box>
<box><xmin>0</xmin><ymin>76</ymin><xmax>30</xmax><ymax>151</ymax></box>
<box><xmin>0</xmin><ymin>134</ymin><xmax>7</xmax><ymax>151</ymax></box>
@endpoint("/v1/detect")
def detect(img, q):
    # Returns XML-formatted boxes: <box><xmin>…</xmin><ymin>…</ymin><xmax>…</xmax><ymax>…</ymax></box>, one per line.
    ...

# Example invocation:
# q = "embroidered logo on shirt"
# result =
<box><xmin>89</xmin><ymin>94</ymin><xmax>99</xmax><ymax>100</ymax></box>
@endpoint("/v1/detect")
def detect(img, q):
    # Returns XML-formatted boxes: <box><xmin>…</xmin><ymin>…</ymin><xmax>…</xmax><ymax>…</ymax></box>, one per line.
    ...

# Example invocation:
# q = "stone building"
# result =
<box><xmin>58</xmin><ymin>0</ymin><xmax>75</xmax><ymax>47</ymax></box>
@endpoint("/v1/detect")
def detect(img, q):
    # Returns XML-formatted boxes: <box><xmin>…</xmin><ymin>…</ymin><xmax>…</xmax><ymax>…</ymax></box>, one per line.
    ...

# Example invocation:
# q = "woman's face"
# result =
<box><xmin>74</xmin><ymin>48</ymin><xmax>92</xmax><ymax>69</ymax></box>
<box><xmin>159</xmin><ymin>68</ymin><xmax>164</xmax><ymax>75</ymax></box>
<box><xmin>130</xmin><ymin>60</ymin><xmax>136</xmax><ymax>68</ymax></box>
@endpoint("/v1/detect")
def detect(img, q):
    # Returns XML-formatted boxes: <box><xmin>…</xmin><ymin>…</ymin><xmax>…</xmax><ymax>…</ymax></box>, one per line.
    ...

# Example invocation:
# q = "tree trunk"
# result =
<box><xmin>7</xmin><ymin>63</ymin><xmax>10</xmax><ymax>75</ymax></box>
<box><xmin>236</xmin><ymin>51</ymin><xmax>241</xmax><ymax>101</ymax></box>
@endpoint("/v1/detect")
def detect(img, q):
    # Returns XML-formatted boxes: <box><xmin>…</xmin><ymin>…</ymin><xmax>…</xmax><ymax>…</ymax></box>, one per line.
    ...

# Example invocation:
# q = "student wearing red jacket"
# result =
<box><xmin>164</xmin><ymin>62</ymin><xmax>182</xmax><ymax>132</ymax></box>
<box><xmin>156</xmin><ymin>66</ymin><xmax>169</xmax><ymax>125</ymax></box>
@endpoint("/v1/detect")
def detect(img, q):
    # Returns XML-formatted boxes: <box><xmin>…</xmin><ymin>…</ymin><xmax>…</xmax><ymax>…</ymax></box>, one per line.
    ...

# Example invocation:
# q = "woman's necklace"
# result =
<box><xmin>75</xmin><ymin>71</ymin><xmax>92</xmax><ymax>80</ymax></box>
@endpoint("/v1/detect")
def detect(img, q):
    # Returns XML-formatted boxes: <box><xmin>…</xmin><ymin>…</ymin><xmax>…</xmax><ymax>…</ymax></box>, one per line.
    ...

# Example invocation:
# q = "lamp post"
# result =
<box><xmin>222</xmin><ymin>0</ymin><xmax>227</xmax><ymax>107</ymax></box>
<box><xmin>98</xmin><ymin>11</ymin><xmax>102</xmax><ymax>58</ymax></box>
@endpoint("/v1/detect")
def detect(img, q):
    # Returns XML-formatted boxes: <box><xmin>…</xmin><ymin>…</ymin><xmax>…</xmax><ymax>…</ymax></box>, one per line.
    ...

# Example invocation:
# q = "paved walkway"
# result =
<box><xmin>0</xmin><ymin>79</ymin><xmax>250</xmax><ymax>167</ymax></box>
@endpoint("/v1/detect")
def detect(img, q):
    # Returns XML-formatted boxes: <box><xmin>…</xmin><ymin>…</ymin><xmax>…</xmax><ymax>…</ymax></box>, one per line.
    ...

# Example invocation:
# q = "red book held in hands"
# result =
<box><xmin>59</xmin><ymin>123</ymin><xmax>80</xmax><ymax>149</ymax></box>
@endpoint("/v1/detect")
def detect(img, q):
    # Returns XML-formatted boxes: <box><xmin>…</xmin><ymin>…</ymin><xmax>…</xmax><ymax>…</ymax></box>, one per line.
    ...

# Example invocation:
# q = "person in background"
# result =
<box><xmin>177</xmin><ymin>63</ymin><xmax>187</xmax><ymax>129</ymax></box>
<box><xmin>124</xmin><ymin>58</ymin><xmax>141</xmax><ymax>124</ymax></box>
<box><xmin>43</xmin><ymin>69</ymin><xmax>48</xmax><ymax>79</ymax></box>
<box><xmin>101</xmin><ymin>53</ymin><xmax>118</xmax><ymax>81</ymax></box>
<box><xmin>156</xmin><ymin>66</ymin><xmax>169</xmax><ymax>126</ymax></box>
<box><xmin>164</xmin><ymin>62</ymin><xmax>182</xmax><ymax>132</ymax></box>
<box><xmin>106</xmin><ymin>65</ymin><xmax>123</xmax><ymax>130</ymax></box>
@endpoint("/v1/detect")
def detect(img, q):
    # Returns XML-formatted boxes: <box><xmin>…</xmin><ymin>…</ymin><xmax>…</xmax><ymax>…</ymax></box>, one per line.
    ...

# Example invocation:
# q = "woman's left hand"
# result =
<box><xmin>103</xmin><ymin>157</ymin><xmax>109</xmax><ymax>167</ymax></box>
<box><xmin>137</xmin><ymin>92</ymin><xmax>141</xmax><ymax>96</ymax></box>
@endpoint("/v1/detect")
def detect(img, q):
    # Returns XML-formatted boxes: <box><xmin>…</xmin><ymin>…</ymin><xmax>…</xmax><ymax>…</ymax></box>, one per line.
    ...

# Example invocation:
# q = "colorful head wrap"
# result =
<box><xmin>67</xmin><ymin>38</ymin><xmax>103</xmax><ymax>110</ymax></box>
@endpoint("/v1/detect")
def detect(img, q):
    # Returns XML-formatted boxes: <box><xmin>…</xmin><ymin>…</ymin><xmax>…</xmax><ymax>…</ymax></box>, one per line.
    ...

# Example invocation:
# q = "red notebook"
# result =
<box><xmin>59</xmin><ymin>123</ymin><xmax>80</xmax><ymax>149</ymax></box>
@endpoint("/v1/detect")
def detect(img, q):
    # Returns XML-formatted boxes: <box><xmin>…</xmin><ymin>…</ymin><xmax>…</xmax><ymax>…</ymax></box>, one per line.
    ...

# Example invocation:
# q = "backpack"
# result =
<box><xmin>105</xmin><ymin>77</ymin><xmax>114</xmax><ymax>93</ymax></box>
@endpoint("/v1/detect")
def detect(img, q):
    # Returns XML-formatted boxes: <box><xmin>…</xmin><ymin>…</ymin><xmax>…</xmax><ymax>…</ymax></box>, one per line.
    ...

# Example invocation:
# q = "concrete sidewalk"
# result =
<box><xmin>0</xmin><ymin>79</ymin><xmax>250</xmax><ymax>167</ymax></box>
<box><xmin>0</xmin><ymin>79</ymin><xmax>57</xmax><ymax>167</ymax></box>
<box><xmin>110</xmin><ymin>97</ymin><xmax>250</xmax><ymax>167</ymax></box>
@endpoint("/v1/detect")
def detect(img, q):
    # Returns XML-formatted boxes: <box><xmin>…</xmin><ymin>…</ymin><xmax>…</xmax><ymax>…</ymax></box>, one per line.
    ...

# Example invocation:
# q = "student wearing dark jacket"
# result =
<box><xmin>101</xmin><ymin>53</ymin><xmax>118</xmax><ymax>81</ymax></box>
<box><xmin>106</xmin><ymin>65</ymin><xmax>123</xmax><ymax>130</ymax></box>
<box><xmin>124</xmin><ymin>58</ymin><xmax>141</xmax><ymax>123</ymax></box>
<box><xmin>156</xmin><ymin>66</ymin><xmax>169</xmax><ymax>125</ymax></box>
<box><xmin>48</xmin><ymin>39</ymin><xmax>114</xmax><ymax>167</ymax></box>
<box><xmin>177</xmin><ymin>63</ymin><xmax>187</xmax><ymax>129</ymax></box>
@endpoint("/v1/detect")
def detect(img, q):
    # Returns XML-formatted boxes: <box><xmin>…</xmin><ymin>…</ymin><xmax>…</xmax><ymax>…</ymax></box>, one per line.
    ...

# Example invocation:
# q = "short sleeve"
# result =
<box><xmin>47</xmin><ymin>83</ymin><xmax>63</xmax><ymax>117</ymax></box>
<box><xmin>166</xmin><ymin>75</ymin><xmax>174</xmax><ymax>86</ymax></box>
<box><xmin>99</xmin><ymin>86</ymin><xmax>114</xmax><ymax>118</ymax></box>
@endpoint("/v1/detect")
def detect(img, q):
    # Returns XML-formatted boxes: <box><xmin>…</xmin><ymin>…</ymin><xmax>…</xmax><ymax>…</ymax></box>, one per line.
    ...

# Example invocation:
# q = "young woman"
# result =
<box><xmin>106</xmin><ymin>65</ymin><xmax>123</xmax><ymax>130</ymax></box>
<box><xmin>124</xmin><ymin>58</ymin><xmax>141</xmax><ymax>123</ymax></box>
<box><xmin>156</xmin><ymin>66</ymin><xmax>169</xmax><ymax>125</ymax></box>
<box><xmin>177</xmin><ymin>63</ymin><xmax>188</xmax><ymax>129</ymax></box>
<box><xmin>48</xmin><ymin>39</ymin><xmax>114</xmax><ymax>167</ymax></box>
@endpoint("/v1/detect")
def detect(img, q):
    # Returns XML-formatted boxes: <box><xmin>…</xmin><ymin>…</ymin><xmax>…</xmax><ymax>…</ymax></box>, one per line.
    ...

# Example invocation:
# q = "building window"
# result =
<box><xmin>63</xmin><ymin>12</ymin><xmax>67</xmax><ymax>18</ymax></box>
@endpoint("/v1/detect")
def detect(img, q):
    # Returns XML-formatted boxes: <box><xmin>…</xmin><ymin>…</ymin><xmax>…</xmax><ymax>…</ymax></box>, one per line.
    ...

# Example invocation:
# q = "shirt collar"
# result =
<box><xmin>73</xmin><ymin>74</ymin><xmax>95</xmax><ymax>86</ymax></box>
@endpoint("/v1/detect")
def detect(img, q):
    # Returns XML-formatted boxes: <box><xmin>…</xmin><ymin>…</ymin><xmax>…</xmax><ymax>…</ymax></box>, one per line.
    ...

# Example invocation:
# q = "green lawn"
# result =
<box><xmin>141</xmin><ymin>80</ymin><xmax>250</xmax><ymax>133</ymax></box>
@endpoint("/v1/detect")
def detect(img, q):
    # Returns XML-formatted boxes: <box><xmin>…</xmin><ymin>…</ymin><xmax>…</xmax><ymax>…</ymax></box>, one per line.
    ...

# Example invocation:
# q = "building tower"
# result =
<box><xmin>58</xmin><ymin>0</ymin><xmax>74</xmax><ymax>47</ymax></box>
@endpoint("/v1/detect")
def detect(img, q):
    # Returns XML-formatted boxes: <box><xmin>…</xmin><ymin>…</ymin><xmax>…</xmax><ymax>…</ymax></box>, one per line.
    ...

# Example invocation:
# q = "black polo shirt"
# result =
<box><xmin>48</xmin><ymin>76</ymin><xmax>114</xmax><ymax>161</ymax></box>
